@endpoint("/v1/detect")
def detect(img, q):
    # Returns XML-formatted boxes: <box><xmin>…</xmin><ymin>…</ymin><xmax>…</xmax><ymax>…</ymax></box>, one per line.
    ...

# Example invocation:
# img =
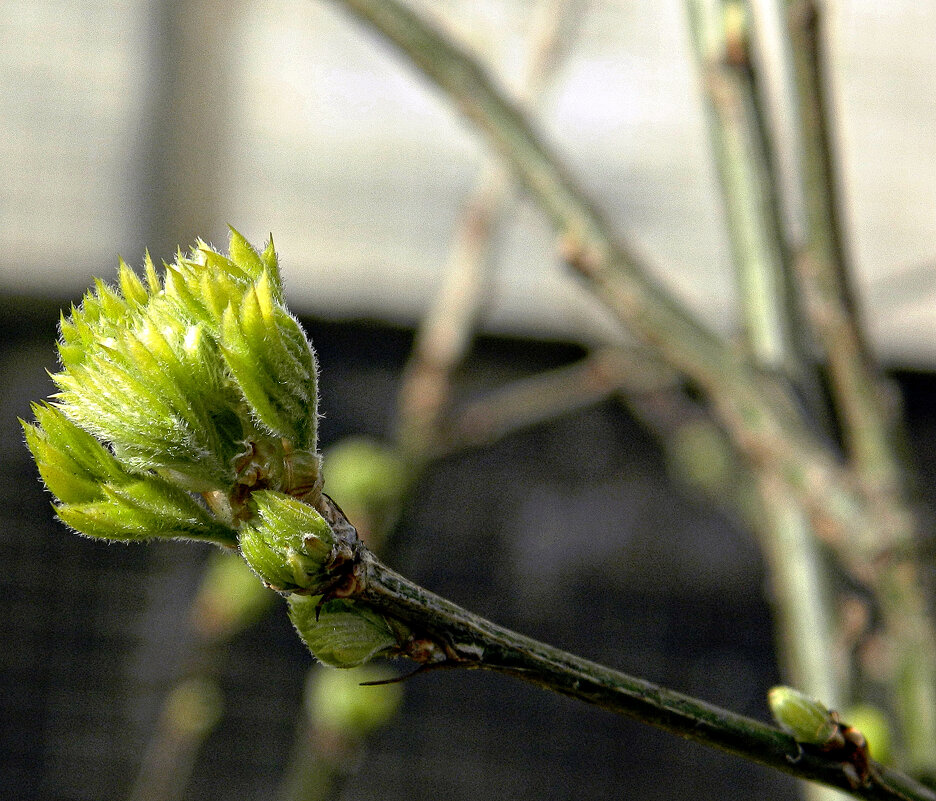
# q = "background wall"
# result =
<box><xmin>2</xmin><ymin>1</ymin><xmax>935</xmax><ymax>358</ymax></box>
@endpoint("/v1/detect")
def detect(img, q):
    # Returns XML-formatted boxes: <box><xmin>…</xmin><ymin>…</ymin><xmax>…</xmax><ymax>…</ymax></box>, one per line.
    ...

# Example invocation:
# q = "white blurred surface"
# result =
<box><xmin>2</xmin><ymin>0</ymin><xmax>935</xmax><ymax>363</ymax></box>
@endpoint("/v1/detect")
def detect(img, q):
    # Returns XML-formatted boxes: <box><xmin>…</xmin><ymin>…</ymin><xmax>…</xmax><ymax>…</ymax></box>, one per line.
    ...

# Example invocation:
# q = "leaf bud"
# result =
<box><xmin>768</xmin><ymin>686</ymin><xmax>839</xmax><ymax>746</ymax></box>
<box><xmin>45</xmin><ymin>228</ymin><xmax>318</xmax><ymax>494</ymax></box>
<box><xmin>238</xmin><ymin>490</ymin><xmax>335</xmax><ymax>592</ymax></box>
<box><xmin>288</xmin><ymin>595</ymin><xmax>399</xmax><ymax>668</ymax></box>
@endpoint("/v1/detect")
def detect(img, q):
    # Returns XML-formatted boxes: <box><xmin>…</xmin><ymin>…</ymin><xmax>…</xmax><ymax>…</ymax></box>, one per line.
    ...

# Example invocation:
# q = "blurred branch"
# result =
<box><xmin>783</xmin><ymin>0</ymin><xmax>901</xmax><ymax>497</ymax></box>
<box><xmin>441</xmin><ymin>347</ymin><xmax>673</xmax><ymax>452</ymax></box>
<box><xmin>689</xmin><ymin>0</ymin><xmax>793</xmax><ymax>372</ymax></box>
<box><xmin>396</xmin><ymin>0</ymin><xmax>583</xmax><ymax>463</ymax></box>
<box><xmin>783</xmin><ymin>0</ymin><xmax>936</xmax><ymax>777</ymax></box>
<box><xmin>277</xmin><ymin>666</ymin><xmax>402</xmax><ymax>801</ymax></box>
<box><xmin>686</xmin><ymin>0</ymin><xmax>841</xmax><ymax>715</ymax></box>
<box><xmin>326</xmin><ymin>0</ymin><xmax>909</xmax><ymax>571</ymax></box>
<box><xmin>327</xmin><ymin>0</ymin><xmax>936</xmax><ymax>779</ymax></box>
<box><xmin>128</xmin><ymin>553</ymin><xmax>275</xmax><ymax>801</ymax></box>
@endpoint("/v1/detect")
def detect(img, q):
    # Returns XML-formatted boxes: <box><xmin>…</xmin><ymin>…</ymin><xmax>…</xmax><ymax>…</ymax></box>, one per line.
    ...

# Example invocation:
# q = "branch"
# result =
<box><xmin>439</xmin><ymin>347</ymin><xmax>671</xmax><ymax>452</ymax></box>
<box><xmin>686</xmin><ymin>0</ymin><xmax>841</xmax><ymax>709</ymax></box>
<box><xmin>395</xmin><ymin>0</ymin><xmax>583</xmax><ymax>462</ymax></box>
<box><xmin>324</xmin><ymin>0</ymin><xmax>911</xmax><ymax>563</ymax></box>
<box><xmin>784</xmin><ymin>0</ymin><xmax>901</xmax><ymax>497</ymax></box>
<box><xmin>783</xmin><ymin>1</ymin><xmax>936</xmax><ymax>776</ymax></box>
<box><xmin>323</xmin><ymin>0</ymin><xmax>936</xmax><ymax>776</ymax></box>
<box><xmin>332</xmin><ymin>547</ymin><xmax>933</xmax><ymax>801</ymax></box>
<box><xmin>688</xmin><ymin>0</ymin><xmax>793</xmax><ymax>372</ymax></box>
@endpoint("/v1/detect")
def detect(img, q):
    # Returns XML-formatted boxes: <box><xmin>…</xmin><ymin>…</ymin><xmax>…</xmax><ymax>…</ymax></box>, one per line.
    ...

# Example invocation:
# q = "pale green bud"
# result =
<box><xmin>27</xmin><ymin>228</ymin><xmax>323</xmax><ymax>548</ymax></box>
<box><xmin>219</xmin><ymin>272</ymin><xmax>318</xmax><ymax>449</ymax></box>
<box><xmin>238</xmin><ymin>490</ymin><xmax>335</xmax><ymax>592</ymax></box>
<box><xmin>288</xmin><ymin>595</ymin><xmax>399</xmax><ymax>668</ymax></box>
<box><xmin>55</xmin><ymin>478</ymin><xmax>235</xmax><ymax>543</ymax></box>
<box><xmin>768</xmin><ymin>686</ymin><xmax>839</xmax><ymax>745</ymax></box>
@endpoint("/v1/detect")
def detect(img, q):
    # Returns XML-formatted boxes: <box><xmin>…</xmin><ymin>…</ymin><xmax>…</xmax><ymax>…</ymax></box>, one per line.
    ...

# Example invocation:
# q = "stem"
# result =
<box><xmin>688</xmin><ymin>0</ymin><xmax>793</xmax><ymax>372</ymax></box>
<box><xmin>784</xmin><ymin>1</ymin><xmax>936</xmax><ymax>777</ymax></box>
<box><xmin>442</xmin><ymin>348</ymin><xmax>667</xmax><ymax>452</ymax></box>
<box><xmin>354</xmin><ymin>550</ymin><xmax>935</xmax><ymax>801</ymax></box>
<box><xmin>395</xmin><ymin>0</ymin><xmax>582</xmax><ymax>463</ymax></box>
<box><xmin>783</xmin><ymin>0</ymin><xmax>898</xmax><ymax>496</ymax></box>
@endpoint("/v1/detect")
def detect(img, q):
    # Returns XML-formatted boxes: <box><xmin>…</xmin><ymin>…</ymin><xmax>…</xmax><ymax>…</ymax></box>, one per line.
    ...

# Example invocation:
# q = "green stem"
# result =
<box><xmin>354</xmin><ymin>550</ymin><xmax>934</xmax><ymax>801</ymax></box>
<box><xmin>687</xmin><ymin>0</ymin><xmax>793</xmax><ymax>371</ymax></box>
<box><xmin>686</xmin><ymin>0</ymin><xmax>841</xmax><ymax>703</ymax></box>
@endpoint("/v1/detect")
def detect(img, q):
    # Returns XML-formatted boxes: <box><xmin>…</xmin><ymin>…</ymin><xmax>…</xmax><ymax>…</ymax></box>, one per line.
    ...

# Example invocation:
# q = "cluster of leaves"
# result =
<box><xmin>23</xmin><ymin>230</ymin><xmax>405</xmax><ymax>669</ymax></box>
<box><xmin>23</xmin><ymin>230</ymin><xmax>319</xmax><ymax>540</ymax></box>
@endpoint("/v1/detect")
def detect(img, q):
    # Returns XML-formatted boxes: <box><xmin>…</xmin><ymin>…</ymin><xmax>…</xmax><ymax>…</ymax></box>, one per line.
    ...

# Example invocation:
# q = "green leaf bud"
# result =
<box><xmin>34</xmin><ymin>229</ymin><xmax>318</xmax><ymax>497</ymax></box>
<box><xmin>304</xmin><ymin>664</ymin><xmax>403</xmax><ymax>735</ymax></box>
<box><xmin>227</xmin><ymin>226</ymin><xmax>266</xmax><ymax>281</ymax></box>
<box><xmin>768</xmin><ymin>686</ymin><xmax>839</xmax><ymax>745</ymax></box>
<box><xmin>288</xmin><ymin>595</ymin><xmax>398</xmax><ymax>668</ymax></box>
<box><xmin>238</xmin><ymin>490</ymin><xmax>335</xmax><ymax>591</ymax></box>
<box><xmin>28</xmin><ymin>229</ymin><xmax>325</xmax><ymax>555</ymax></box>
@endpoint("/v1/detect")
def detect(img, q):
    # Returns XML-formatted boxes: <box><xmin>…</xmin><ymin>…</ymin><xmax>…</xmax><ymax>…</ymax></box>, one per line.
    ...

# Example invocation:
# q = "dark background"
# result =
<box><xmin>5</xmin><ymin>296</ymin><xmax>936</xmax><ymax>801</ymax></box>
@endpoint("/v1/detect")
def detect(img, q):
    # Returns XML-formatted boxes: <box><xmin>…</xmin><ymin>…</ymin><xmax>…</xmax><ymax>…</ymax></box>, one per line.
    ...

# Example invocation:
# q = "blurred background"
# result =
<box><xmin>2</xmin><ymin>1</ymin><xmax>936</xmax><ymax>799</ymax></box>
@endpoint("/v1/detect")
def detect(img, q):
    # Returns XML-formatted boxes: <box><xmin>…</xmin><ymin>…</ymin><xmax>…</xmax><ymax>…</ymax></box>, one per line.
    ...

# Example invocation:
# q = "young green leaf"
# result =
<box><xmin>288</xmin><ymin>596</ymin><xmax>399</xmax><ymax>668</ymax></box>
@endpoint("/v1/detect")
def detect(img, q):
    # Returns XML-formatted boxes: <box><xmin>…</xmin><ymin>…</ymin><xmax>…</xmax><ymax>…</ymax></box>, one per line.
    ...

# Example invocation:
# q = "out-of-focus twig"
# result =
<box><xmin>277</xmin><ymin>666</ymin><xmax>402</xmax><ymax>801</ymax></box>
<box><xmin>687</xmin><ymin>0</ymin><xmax>841</xmax><ymax>719</ymax></box>
<box><xmin>128</xmin><ymin>553</ymin><xmax>275</xmax><ymax>801</ymax></box>
<box><xmin>328</xmin><ymin>0</ymin><xmax>936</xmax><ymax>778</ymax></box>
<box><xmin>689</xmin><ymin>0</ymin><xmax>793</xmax><ymax>372</ymax></box>
<box><xmin>396</xmin><ymin>0</ymin><xmax>584</xmax><ymax>463</ymax></box>
<box><xmin>783</xmin><ymin>0</ymin><xmax>901</xmax><ymax>497</ymax></box>
<box><xmin>327</xmin><ymin>0</ymin><xmax>911</xmax><ymax>570</ymax></box>
<box><xmin>442</xmin><ymin>347</ymin><xmax>674</xmax><ymax>452</ymax></box>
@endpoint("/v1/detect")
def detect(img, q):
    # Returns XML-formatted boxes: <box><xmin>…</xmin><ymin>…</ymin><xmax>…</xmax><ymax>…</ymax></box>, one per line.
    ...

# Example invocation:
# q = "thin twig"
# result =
<box><xmin>686</xmin><ymin>0</ymin><xmax>841</xmax><ymax>711</ymax></box>
<box><xmin>783</xmin><ymin>0</ymin><xmax>936</xmax><ymax>776</ymax></box>
<box><xmin>688</xmin><ymin>0</ymin><xmax>792</xmax><ymax>371</ymax></box>
<box><xmin>440</xmin><ymin>347</ymin><xmax>672</xmax><ymax>452</ymax></box>
<box><xmin>395</xmin><ymin>0</ymin><xmax>583</xmax><ymax>461</ymax></box>
<box><xmin>783</xmin><ymin>0</ymin><xmax>900</xmax><ymax>497</ymax></box>
<box><xmin>350</xmin><ymin>548</ymin><xmax>936</xmax><ymax>801</ymax></box>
